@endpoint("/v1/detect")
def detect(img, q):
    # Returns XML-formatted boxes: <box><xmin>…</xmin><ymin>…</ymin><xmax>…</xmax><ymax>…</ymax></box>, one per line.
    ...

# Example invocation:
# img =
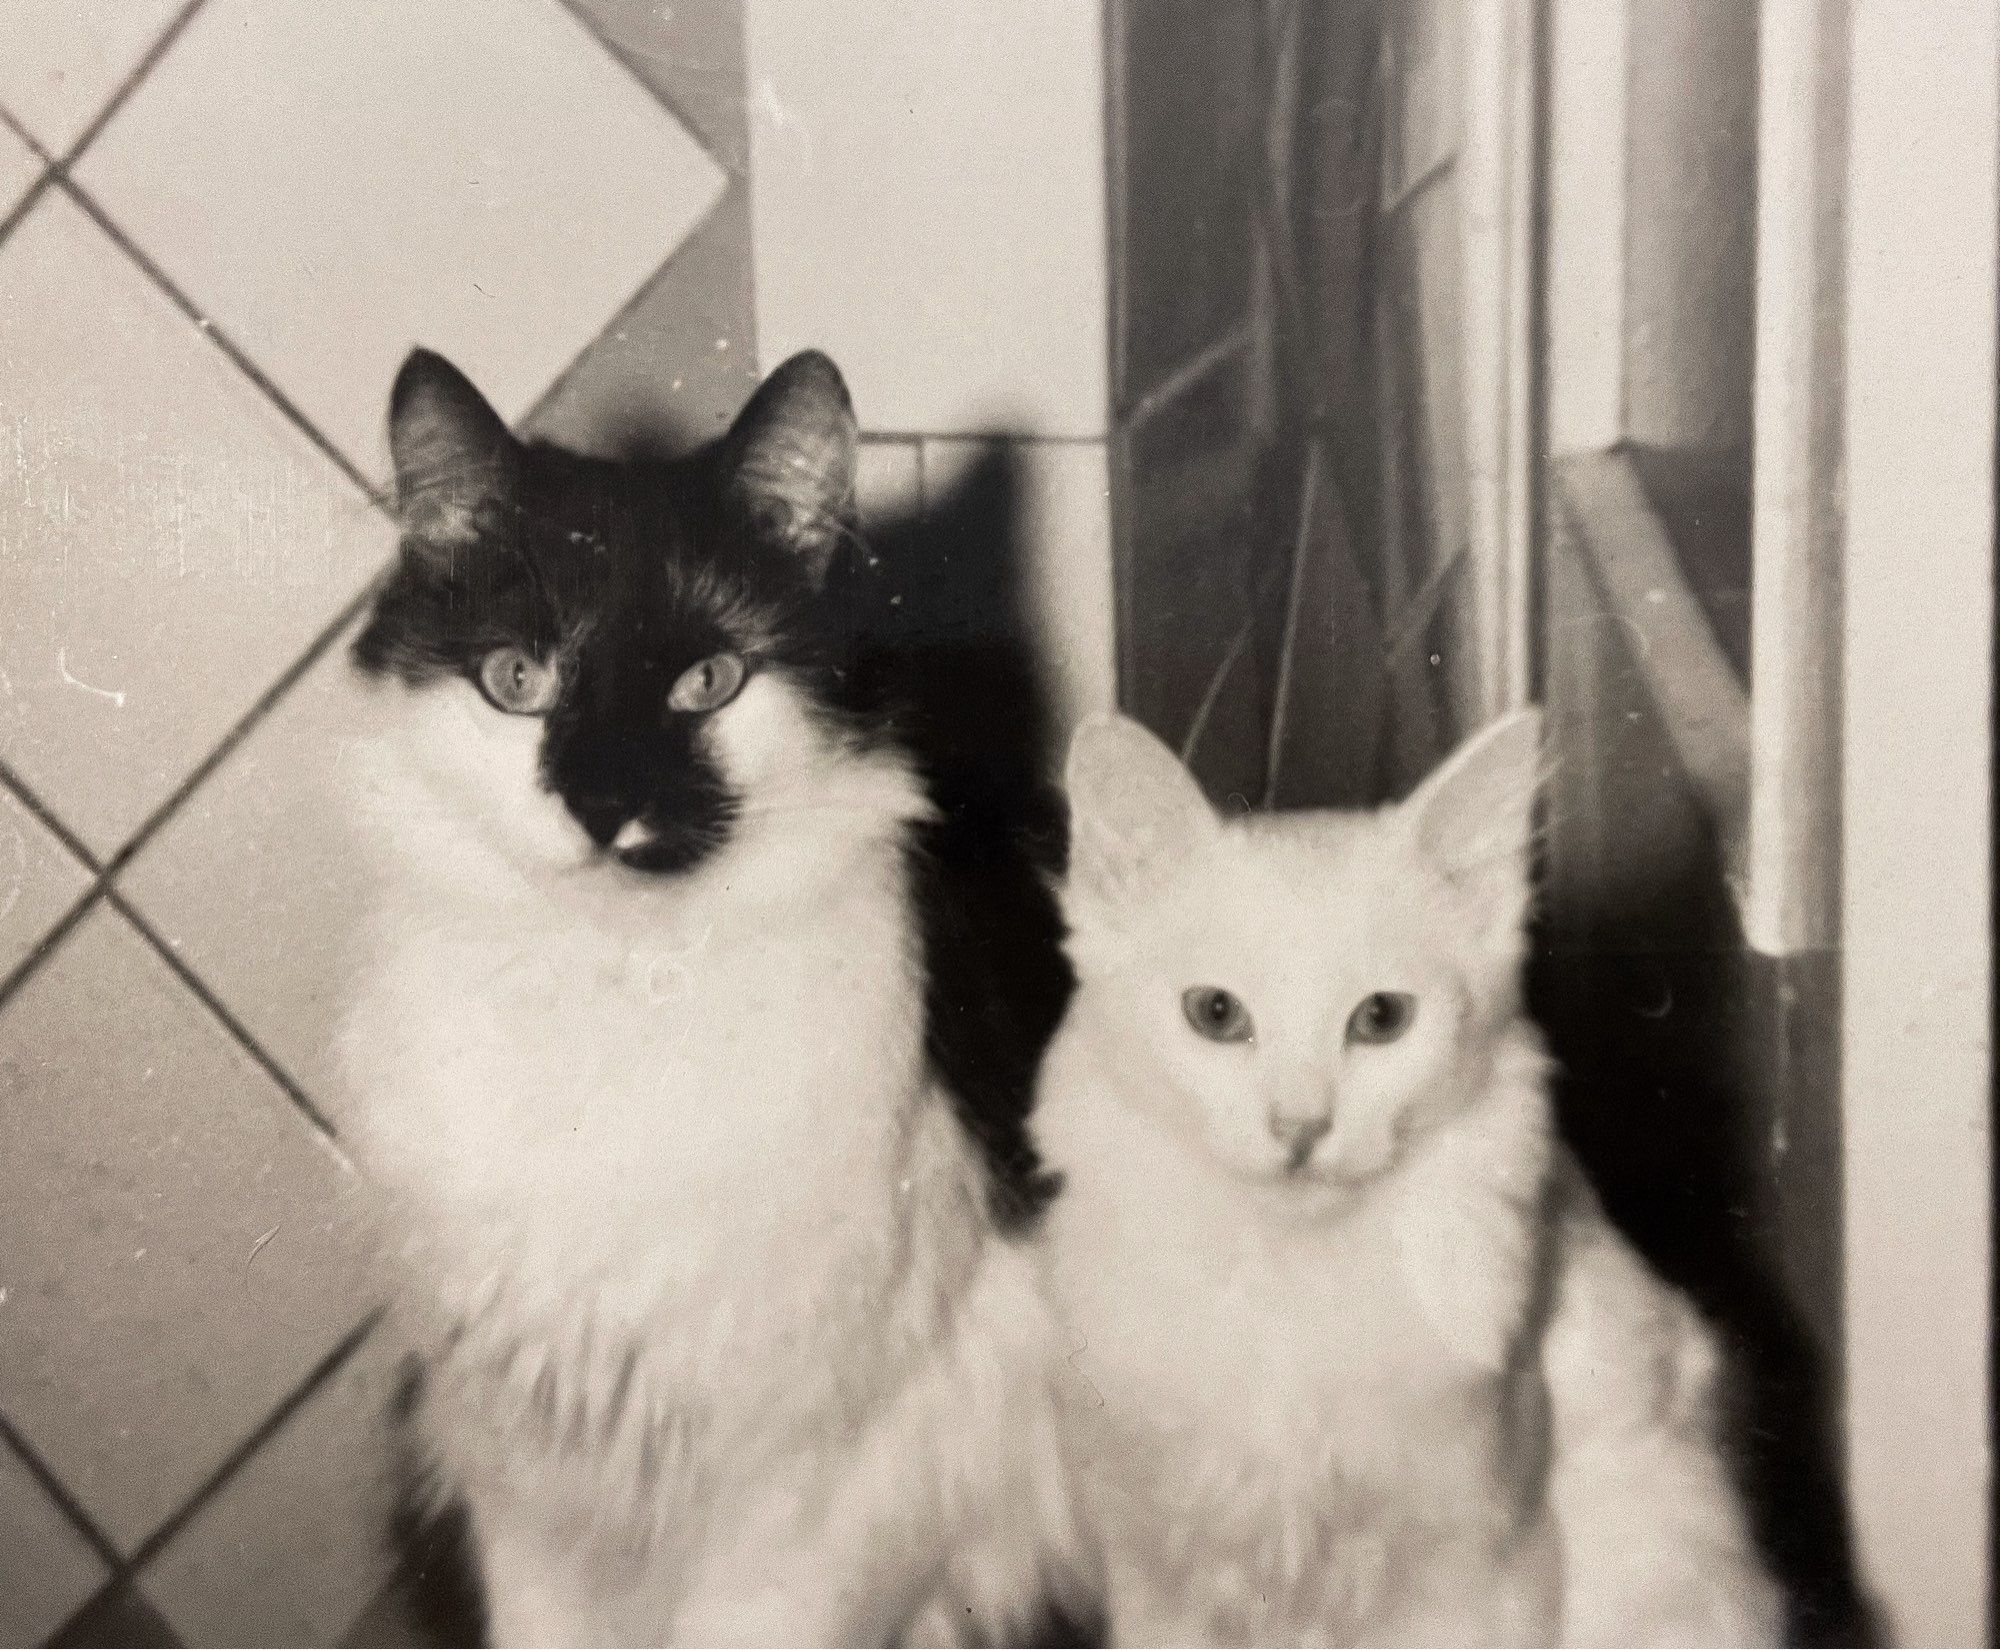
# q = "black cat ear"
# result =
<box><xmin>724</xmin><ymin>350</ymin><xmax>858</xmax><ymax>584</ymax></box>
<box><xmin>386</xmin><ymin>349</ymin><xmax>519</xmax><ymax>564</ymax></box>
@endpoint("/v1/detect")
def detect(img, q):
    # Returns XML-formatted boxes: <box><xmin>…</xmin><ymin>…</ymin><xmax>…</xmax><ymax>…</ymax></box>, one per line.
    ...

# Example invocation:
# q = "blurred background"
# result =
<box><xmin>0</xmin><ymin>1</ymin><xmax>1991</xmax><ymax>1645</ymax></box>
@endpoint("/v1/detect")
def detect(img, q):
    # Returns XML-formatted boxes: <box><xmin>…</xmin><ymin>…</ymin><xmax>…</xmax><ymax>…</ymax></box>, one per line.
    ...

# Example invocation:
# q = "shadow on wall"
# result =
<box><xmin>1531</xmin><ymin>825</ymin><xmax>1879</xmax><ymax>1648</ymax></box>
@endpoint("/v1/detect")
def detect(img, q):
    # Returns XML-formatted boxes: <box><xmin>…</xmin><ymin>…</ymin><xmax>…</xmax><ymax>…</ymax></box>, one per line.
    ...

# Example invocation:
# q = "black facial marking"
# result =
<box><xmin>355</xmin><ymin>351</ymin><xmax>1078</xmax><ymax>1229</ymax></box>
<box><xmin>355</xmin><ymin>348</ymin><xmax>861</xmax><ymax>876</ymax></box>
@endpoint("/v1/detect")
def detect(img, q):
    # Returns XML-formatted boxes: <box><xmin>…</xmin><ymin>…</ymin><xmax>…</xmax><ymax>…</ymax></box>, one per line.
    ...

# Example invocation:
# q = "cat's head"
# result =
<box><xmin>1058</xmin><ymin>710</ymin><xmax>1543</xmax><ymax>1200</ymax></box>
<box><xmin>351</xmin><ymin>347</ymin><xmax>887</xmax><ymax>880</ymax></box>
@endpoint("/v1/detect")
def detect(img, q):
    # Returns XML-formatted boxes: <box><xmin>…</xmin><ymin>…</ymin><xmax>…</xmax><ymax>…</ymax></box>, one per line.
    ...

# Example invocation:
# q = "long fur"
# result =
<box><xmin>1033</xmin><ymin>712</ymin><xmax>1780</xmax><ymax>1646</ymax></box>
<box><xmin>339</xmin><ymin>677</ymin><xmax>1085</xmax><ymax>1644</ymax></box>
<box><xmin>336</xmin><ymin>349</ymin><xmax>1086</xmax><ymax>1646</ymax></box>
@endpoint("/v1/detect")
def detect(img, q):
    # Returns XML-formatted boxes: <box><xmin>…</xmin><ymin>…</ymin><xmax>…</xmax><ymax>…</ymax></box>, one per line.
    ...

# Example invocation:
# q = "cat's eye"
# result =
<box><xmin>1347</xmin><ymin>991</ymin><xmax>1417</xmax><ymax>1045</ymax></box>
<box><xmin>477</xmin><ymin>647</ymin><xmax>560</xmax><ymax>715</ymax></box>
<box><xmin>1182</xmin><ymin>986</ymin><xmax>1254</xmax><ymax>1044</ymax></box>
<box><xmin>667</xmin><ymin>651</ymin><xmax>748</xmax><ymax>715</ymax></box>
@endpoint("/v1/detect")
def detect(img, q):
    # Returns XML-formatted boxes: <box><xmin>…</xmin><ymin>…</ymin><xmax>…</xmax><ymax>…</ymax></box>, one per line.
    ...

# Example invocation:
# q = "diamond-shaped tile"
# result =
<box><xmin>0</xmin><ymin>190</ymin><xmax>388</xmax><ymax>858</ymax></box>
<box><xmin>0</xmin><ymin>1430</ymin><xmax>108</xmax><ymax>1646</ymax></box>
<box><xmin>563</xmin><ymin>0</ymin><xmax>750</xmax><ymax>173</ymax></box>
<box><xmin>526</xmin><ymin>184</ymin><xmax>759</xmax><ymax>457</ymax></box>
<box><xmin>145</xmin><ymin>1318</ymin><xmax>404</xmax><ymax>1648</ymax></box>
<box><xmin>0</xmin><ymin>115</ymin><xmax>43</xmax><ymax>220</ymax></box>
<box><xmin>747</xmin><ymin>0</ymin><xmax>1110</xmax><ymax>437</ymax></box>
<box><xmin>77</xmin><ymin>0</ymin><xmax>727</xmax><ymax>472</ymax></box>
<box><xmin>120</xmin><ymin>624</ymin><xmax>393</xmax><ymax>1123</ymax></box>
<box><xmin>0</xmin><ymin>782</ymin><xmax>92</xmax><ymax>982</ymax></box>
<box><xmin>0</xmin><ymin>1</ymin><xmax>182</xmax><ymax>156</ymax></box>
<box><xmin>0</xmin><ymin>903</ymin><xmax>384</xmax><ymax>1550</ymax></box>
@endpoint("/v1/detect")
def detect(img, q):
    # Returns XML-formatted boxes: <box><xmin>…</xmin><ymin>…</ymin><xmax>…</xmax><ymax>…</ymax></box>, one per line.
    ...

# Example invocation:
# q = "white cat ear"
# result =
<box><xmin>1402</xmin><ymin>708</ymin><xmax>1544</xmax><ymax>943</ymax></box>
<box><xmin>1065</xmin><ymin>714</ymin><xmax>1217</xmax><ymax>912</ymax></box>
<box><xmin>725</xmin><ymin>350</ymin><xmax>858</xmax><ymax>586</ymax></box>
<box><xmin>386</xmin><ymin>349</ymin><xmax>520</xmax><ymax>563</ymax></box>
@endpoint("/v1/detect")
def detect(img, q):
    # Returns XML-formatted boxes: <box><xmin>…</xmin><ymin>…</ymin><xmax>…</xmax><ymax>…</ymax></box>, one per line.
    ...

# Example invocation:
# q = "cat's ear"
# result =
<box><xmin>724</xmin><ymin>350</ymin><xmax>858</xmax><ymax>585</ymax></box>
<box><xmin>386</xmin><ymin>349</ymin><xmax>519</xmax><ymax>567</ymax></box>
<box><xmin>1065</xmin><ymin>714</ymin><xmax>1218</xmax><ymax>916</ymax></box>
<box><xmin>1402</xmin><ymin>707</ymin><xmax>1544</xmax><ymax>945</ymax></box>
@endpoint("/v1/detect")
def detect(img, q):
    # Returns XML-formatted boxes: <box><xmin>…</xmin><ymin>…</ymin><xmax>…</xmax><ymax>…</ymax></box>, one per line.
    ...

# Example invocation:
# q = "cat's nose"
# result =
<box><xmin>565</xmin><ymin>793</ymin><xmax>631</xmax><ymax>848</ymax></box>
<box><xmin>1267</xmin><ymin>1108</ymin><xmax>1332</xmax><ymax>1167</ymax></box>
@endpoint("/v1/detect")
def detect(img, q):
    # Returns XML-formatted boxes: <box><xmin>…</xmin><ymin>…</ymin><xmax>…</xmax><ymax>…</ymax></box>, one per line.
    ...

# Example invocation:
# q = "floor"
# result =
<box><xmin>0</xmin><ymin>3</ymin><xmax>755</xmax><ymax>1642</ymax></box>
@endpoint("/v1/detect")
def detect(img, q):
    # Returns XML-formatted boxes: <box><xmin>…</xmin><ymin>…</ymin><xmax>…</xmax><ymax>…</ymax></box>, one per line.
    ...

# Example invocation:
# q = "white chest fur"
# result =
<box><xmin>331</xmin><ymin>701</ymin><xmax>1079</xmax><ymax>1643</ymax></box>
<box><xmin>1036</xmin><ymin>1033</ymin><xmax>1559</xmax><ymax>1645</ymax></box>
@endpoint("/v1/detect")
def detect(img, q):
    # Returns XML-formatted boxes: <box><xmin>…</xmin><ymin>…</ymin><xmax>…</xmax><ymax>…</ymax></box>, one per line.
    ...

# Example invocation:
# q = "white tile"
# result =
<box><xmin>0</xmin><ymin>116</ymin><xmax>44</xmax><ymax>219</ymax></box>
<box><xmin>747</xmin><ymin>0</ymin><xmax>1110</xmax><ymax>438</ymax></box>
<box><xmin>0</xmin><ymin>0</ymin><xmax>181</xmax><ymax>155</ymax></box>
<box><xmin>0</xmin><ymin>1431</ymin><xmax>108</xmax><ymax>1646</ymax></box>
<box><xmin>0</xmin><ymin>904</ymin><xmax>386</xmax><ymax>1550</ymax></box>
<box><xmin>922</xmin><ymin>438</ymin><xmax>1114</xmax><ymax>740</ymax></box>
<box><xmin>0</xmin><ymin>191</ymin><xmax>389</xmax><ymax>858</ymax></box>
<box><xmin>77</xmin><ymin>0</ymin><xmax>728</xmax><ymax>472</ymax></box>
<box><xmin>120</xmin><ymin>623</ymin><xmax>394</xmax><ymax>1123</ymax></box>
<box><xmin>0</xmin><ymin>783</ymin><xmax>92</xmax><ymax>982</ymax></box>
<box><xmin>145</xmin><ymin>1316</ymin><xmax>407</xmax><ymax>1648</ymax></box>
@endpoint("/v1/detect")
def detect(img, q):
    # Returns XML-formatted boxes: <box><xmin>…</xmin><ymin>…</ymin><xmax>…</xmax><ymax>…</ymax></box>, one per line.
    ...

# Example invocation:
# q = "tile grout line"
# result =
<box><xmin>0</xmin><ymin>1411</ymin><xmax>125</xmax><ymax>1575</ymax></box>
<box><xmin>43</xmin><ymin>1576</ymin><xmax>181</xmax><ymax>1649</ymax></box>
<box><xmin>103</xmin><ymin>577</ymin><xmax>385</xmax><ymax>881</ymax></box>
<box><xmin>869</xmin><ymin>429</ymin><xmax>1119</xmax><ymax>449</ymax></box>
<box><xmin>0</xmin><ymin>103</ymin><xmax>42</xmax><ymax>153</ymax></box>
<box><xmin>0</xmin><ymin>884</ymin><xmax>107</xmax><ymax>1019</ymax></box>
<box><xmin>13</xmin><ymin>15</ymin><xmax>384</xmax><ymax>1630</ymax></box>
<box><xmin>127</xmin><ymin>1308</ymin><xmax>384</xmax><ymax>1574</ymax></box>
<box><xmin>0</xmin><ymin>762</ymin><xmax>104</xmax><ymax>876</ymax></box>
<box><xmin>105</xmin><ymin>888</ymin><xmax>340</xmax><ymax>1141</ymax></box>
<box><xmin>55</xmin><ymin>0</ymin><xmax>209</xmax><ymax>176</ymax></box>
<box><xmin>0</xmin><ymin>0</ymin><xmax>206</xmax><ymax>266</ymax></box>
<box><xmin>0</xmin><ymin>587</ymin><xmax>375</xmax><ymax>1127</ymax></box>
<box><xmin>53</xmin><ymin>177</ymin><xmax>381</xmax><ymax>502</ymax></box>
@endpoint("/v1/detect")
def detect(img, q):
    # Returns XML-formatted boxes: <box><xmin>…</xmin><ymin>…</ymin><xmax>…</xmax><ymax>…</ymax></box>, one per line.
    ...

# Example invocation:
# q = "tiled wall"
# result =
<box><xmin>0</xmin><ymin>3</ymin><xmax>752</xmax><ymax>1642</ymax></box>
<box><xmin>0</xmin><ymin>3</ymin><xmax>1130</xmax><ymax>1643</ymax></box>
<box><xmin>1</xmin><ymin>3</ymin><xmax>1478</xmax><ymax>1642</ymax></box>
<box><xmin>743</xmin><ymin>0</ymin><xmax>1119</xmax><ymax>739</ymax></box>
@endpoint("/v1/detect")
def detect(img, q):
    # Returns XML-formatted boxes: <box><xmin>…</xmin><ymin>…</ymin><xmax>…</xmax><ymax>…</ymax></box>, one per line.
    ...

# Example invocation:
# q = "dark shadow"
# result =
<box><xmin>834</xmin><ymin>444</ymin><xmax>1077</xmax><ymax>1229</ymax></box>
<box><xmin>380</xmin><ymin>1360</ymin><xmax>488</xmax><ymax>1649</ymax></box>
<box><xmin>1530</xmin><ymin>818</ymin><xmax>1882</xmax><ymax>1647</ymax></box>
<box><xmin>1626</xmin><ymin>445</ymin><xmax>1754</xmax><ymax>684</ymax></box>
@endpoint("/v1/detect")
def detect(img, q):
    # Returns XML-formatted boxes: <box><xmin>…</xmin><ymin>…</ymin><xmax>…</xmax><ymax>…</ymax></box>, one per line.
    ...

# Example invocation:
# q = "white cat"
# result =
<box><xmin>336</xmin><ymin>348</ymin><xmax>1085</xmax><ymax>1646</ymax></box>
<box><xmin>1032</xmin><ymin>709</ymin><xmax>1782</xmax><ymax>1646</ymax></box>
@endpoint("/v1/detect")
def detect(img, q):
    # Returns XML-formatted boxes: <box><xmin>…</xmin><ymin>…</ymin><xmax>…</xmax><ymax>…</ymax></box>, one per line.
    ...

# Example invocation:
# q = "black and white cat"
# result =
<box><xmin>338</xmin><ymin>349</ymin><xmax>1087</xmax><ymax>1645</ymax></box>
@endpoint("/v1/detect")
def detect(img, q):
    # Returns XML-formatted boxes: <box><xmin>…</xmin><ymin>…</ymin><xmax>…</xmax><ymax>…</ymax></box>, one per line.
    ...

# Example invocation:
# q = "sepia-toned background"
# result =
<box><xmin>3</xmin><ymin>0</ymin><xmax>1994</xmax><ymax>1645</ymax></box>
